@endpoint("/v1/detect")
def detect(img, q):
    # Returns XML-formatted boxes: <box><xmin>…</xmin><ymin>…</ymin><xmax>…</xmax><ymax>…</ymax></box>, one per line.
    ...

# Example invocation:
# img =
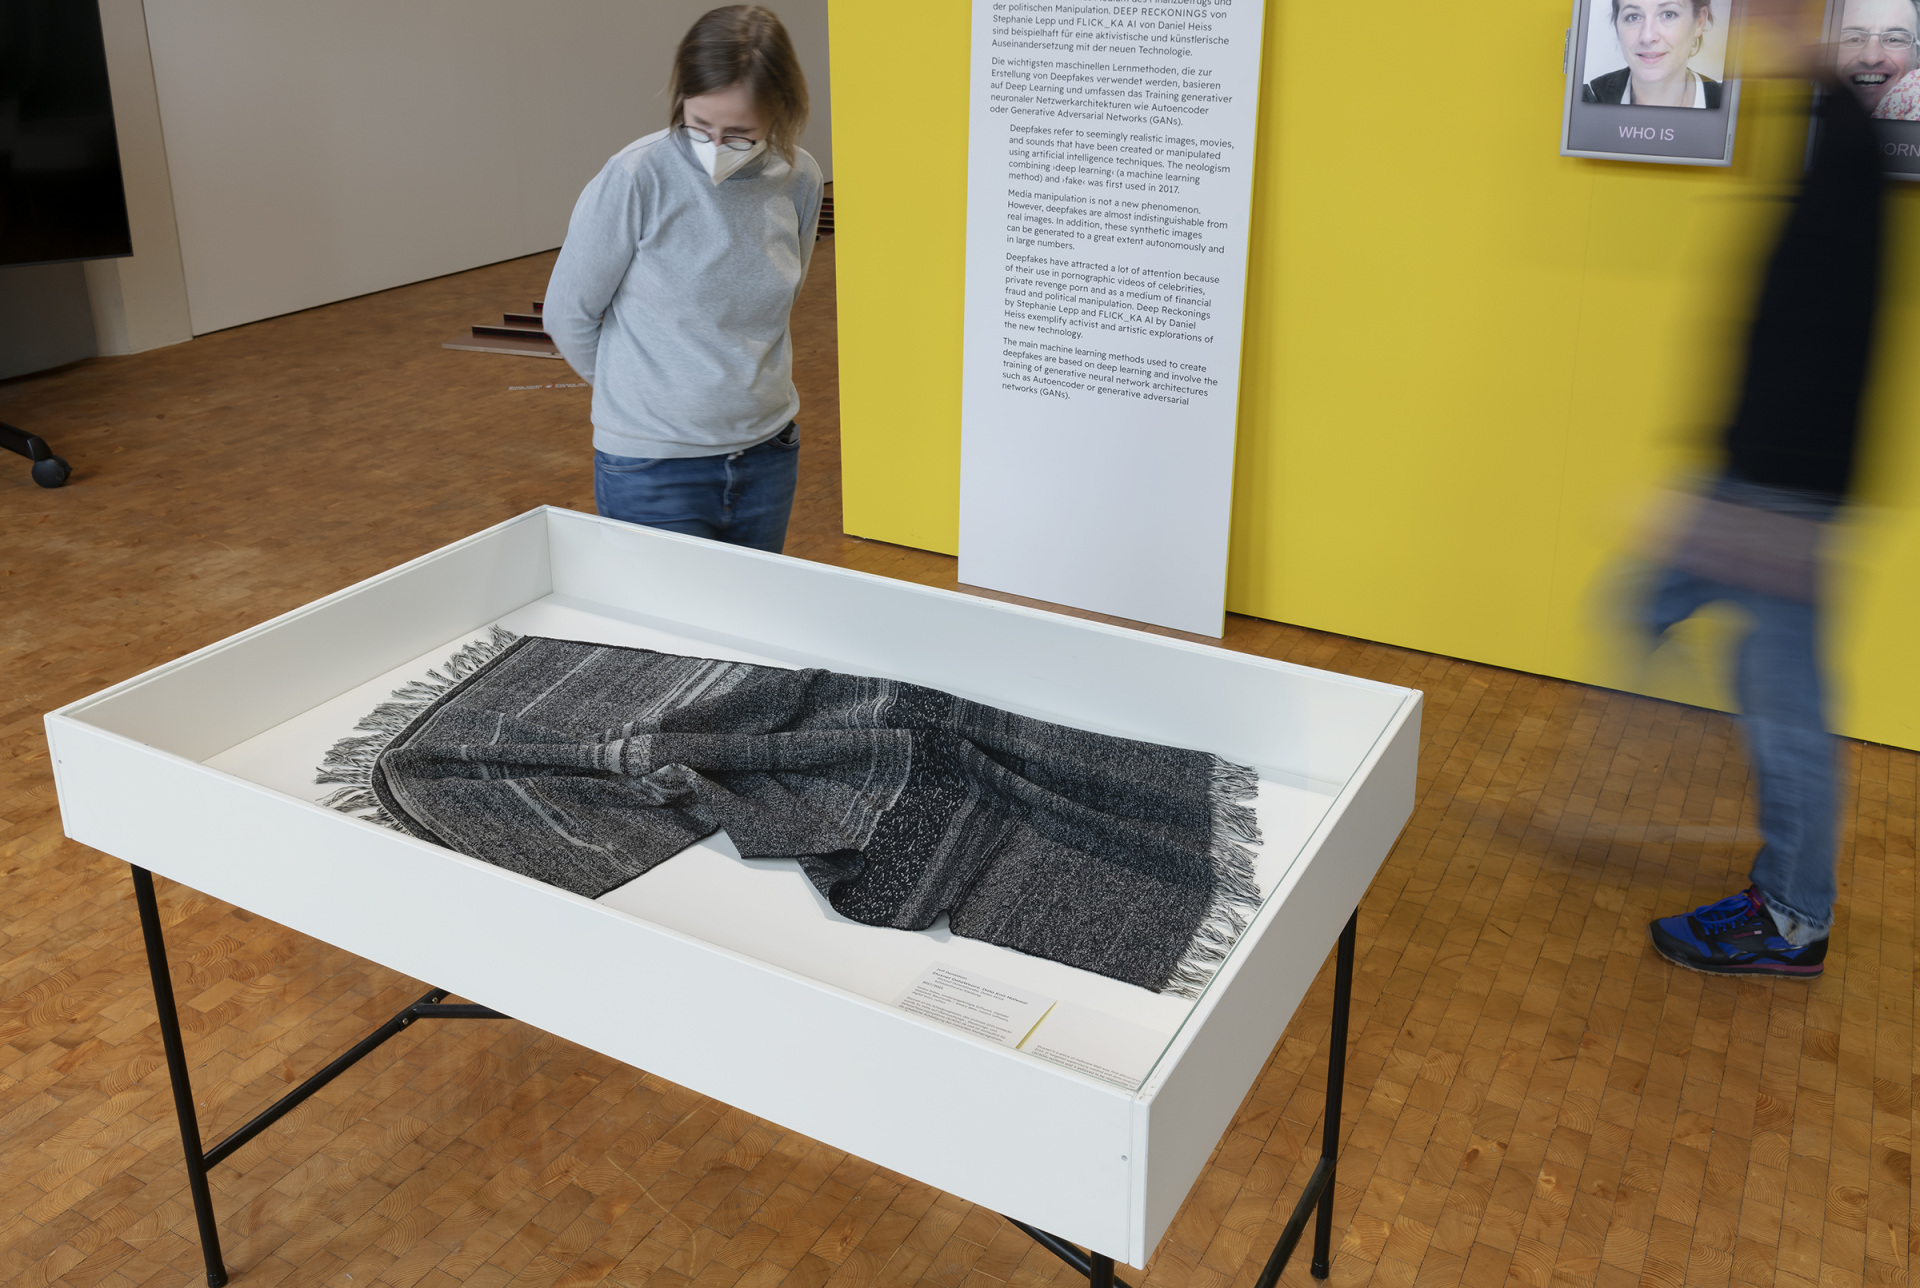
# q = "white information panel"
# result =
<box><xmin>958</xmin><ymin>0</ymin><xmax>1268</xmax><ymax>637</ymax></box>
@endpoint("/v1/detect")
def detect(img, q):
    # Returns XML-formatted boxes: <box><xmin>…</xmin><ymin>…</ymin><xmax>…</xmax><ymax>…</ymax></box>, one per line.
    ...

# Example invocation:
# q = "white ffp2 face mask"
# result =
<box><xmin>688</xmin><ymin>132</ymin><xmax>767</xmax><ymax>186</ymax></box>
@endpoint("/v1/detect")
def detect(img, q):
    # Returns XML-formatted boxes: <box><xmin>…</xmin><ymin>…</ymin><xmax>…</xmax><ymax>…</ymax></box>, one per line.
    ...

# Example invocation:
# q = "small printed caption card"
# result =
<box><xmin>1021</xmin><ymin>1004</ymin><xmax>1166</xmax><ymax>1092</ymax></box>
<box><xmin>895</xmin><ymin>964</ymin><xmax>1054</xmax><ymax>1048</ymax></box>
<box><xmin>894</xmin><ymin>964</ymin><xmax>1169</xmax><ymax>1092</ymax></box>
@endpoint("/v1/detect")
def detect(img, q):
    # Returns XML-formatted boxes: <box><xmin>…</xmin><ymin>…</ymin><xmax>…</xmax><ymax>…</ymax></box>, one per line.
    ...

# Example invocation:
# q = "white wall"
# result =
<box><xmin>0</xmin><ymin>0</ymin><xmax>191</xmax><ymax>375</ymax></box>
<box><xmin>782</xmin><ymin>0</ymin><xmax>833</xmax><ymax>178</ymax></box>
<box><xmin>0</xmin><ymin>264</ymin><xmax>97</xmax><ymax>381</ymax></box>
<box><xmin>84</xmin><ymin>0</ymin><xmax>194</xmax><ymax>356</ymax></box>
<box><xmin>142</xmin><ymin>1</ymin><xmax>833</xmax><ymax>337</ymax></box>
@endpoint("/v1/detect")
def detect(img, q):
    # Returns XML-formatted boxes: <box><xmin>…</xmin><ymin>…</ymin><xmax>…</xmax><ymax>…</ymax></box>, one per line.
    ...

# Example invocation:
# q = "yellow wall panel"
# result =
<box><xmin>831</xmin><ymin>0</ymin><xmax>969</xmax><ymax>554</ymax></box>
<box><xmin>833</xmin><ymin>0</ymin><xmax>1920</xmax><ymax>749</ymax></box>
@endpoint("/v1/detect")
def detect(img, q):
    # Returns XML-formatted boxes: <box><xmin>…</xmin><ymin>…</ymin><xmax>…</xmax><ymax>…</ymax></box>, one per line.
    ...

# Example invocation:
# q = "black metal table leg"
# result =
<box><xmin>1253</xmin><ymin>909</ymin><xmax>1358</xmax><ymax>1288</ymax></box>
<box><xmin>129</xmin><ymin>864</ymin><xmax>508</xmax><ymax>1285</ymax></box>
<box><xmin>136</xmin><ymin>861</ymin><xmax>1353</xmax><ymax>1288</ymax></box>
<box><xmin>1311</xmin><ymin>912</ymin><xmax>1357</xmax><ymax>1277</ymax></box>
<box><xmin>132</xmin><ymin>865</ymin><xmax>229</xmax><ymax>1288</ymax></box>
<box><xmin>1008</xmin><ymin>1217</ymin><xmax>1136</xmax><ymax>1288</ymax></box>
<box><xmin>1007</xmin><ymin>908</ymin><xmax>1359</xmax><ymax>1288</ymax></box>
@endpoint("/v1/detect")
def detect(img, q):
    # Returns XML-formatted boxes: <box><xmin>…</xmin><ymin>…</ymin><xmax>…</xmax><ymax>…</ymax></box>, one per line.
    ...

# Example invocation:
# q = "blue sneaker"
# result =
<box><xmin>1648</xmin><ymin>887</ymin><xmax>1826</xmax><ymax>977</ymax></box>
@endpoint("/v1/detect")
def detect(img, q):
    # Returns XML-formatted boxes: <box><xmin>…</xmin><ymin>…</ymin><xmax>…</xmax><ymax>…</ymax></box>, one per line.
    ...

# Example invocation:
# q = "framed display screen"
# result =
<box><xmin>1824</xmin><ymin>0</ymin><xmax>1920</xmax><ymax>177</ymax></box>
<box><xmin>1561</xmin><ymin>0</ymin><xmax>1743</xmax><ymax>165</ymax></box>
<box><xmin>0</xmin><ymin>0</ymin><xmax>132</xmax><ymax>267</ymax></box>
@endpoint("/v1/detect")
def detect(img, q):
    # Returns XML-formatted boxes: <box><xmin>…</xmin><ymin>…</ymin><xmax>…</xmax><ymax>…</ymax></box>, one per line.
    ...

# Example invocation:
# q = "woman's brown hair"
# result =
<box><xmin>669</xmin><ymin>6</ymin><xmax>810</xmax><ymax>163</ymax></box>
<box><xmin>1609</xmin><ymin>0</ymin><xmax>1714</xmax><ymax>26</ymax></box>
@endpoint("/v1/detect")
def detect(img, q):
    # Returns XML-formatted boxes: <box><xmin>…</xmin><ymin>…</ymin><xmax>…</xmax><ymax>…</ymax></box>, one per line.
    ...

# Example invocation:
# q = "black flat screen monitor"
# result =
<box><xmin>0</xmin><ymin>0</ymin><xmax>132</xmax><ymax>267</ymax></box>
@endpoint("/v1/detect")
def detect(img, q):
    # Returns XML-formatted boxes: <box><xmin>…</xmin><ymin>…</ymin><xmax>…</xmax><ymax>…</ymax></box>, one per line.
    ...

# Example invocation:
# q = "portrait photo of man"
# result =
<box><xmin>1834</xmin><ymin>0</ymin><xmax>1920</xmax><ymax>118</ymax></box>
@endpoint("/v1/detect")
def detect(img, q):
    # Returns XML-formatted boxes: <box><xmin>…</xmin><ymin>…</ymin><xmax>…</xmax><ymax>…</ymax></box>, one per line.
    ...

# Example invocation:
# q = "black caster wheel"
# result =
<box><xmin>31</xmin><ymin>455</ymin><xmax>70</xmax><ymax>488</ymax></box>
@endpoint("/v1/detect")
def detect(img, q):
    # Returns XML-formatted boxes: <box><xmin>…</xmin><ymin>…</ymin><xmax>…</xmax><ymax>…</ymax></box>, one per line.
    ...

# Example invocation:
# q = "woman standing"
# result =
<box><xmin>1583</xmin><ymin>0</ymin><xmax>1724</xmax><ymax>107</ymax></box>
<box><xmin>546</xmin><ymin>6</ymin><xmax>822</xmax><ymax>552</ymax></box>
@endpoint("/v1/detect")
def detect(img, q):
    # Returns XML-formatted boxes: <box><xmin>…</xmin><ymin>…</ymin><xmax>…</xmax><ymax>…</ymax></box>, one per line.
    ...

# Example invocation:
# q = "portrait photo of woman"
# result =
<box><xmin>1582</xmin><ymin>0</ymin><xmax>1727</xmax><ymax>108</ymax></box>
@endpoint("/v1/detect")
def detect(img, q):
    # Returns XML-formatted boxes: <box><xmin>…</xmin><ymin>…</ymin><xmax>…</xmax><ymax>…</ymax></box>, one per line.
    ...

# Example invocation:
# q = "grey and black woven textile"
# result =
<box><xmin>319</xmin><ymin>629</ymin><xmax>1264</xmax><ymax>996</ymax></box>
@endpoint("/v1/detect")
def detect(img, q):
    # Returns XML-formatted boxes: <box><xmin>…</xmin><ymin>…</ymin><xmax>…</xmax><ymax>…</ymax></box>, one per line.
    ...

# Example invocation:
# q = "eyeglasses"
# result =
<box><xmin>684</xmin><ymin>126</ymin><xmax>760</xmax><ymax>152</ymax></box>
<box><xmin>1840</xmin><ymin>27</ymin><xmax>1917</xmax><ymax>50</ymax></box>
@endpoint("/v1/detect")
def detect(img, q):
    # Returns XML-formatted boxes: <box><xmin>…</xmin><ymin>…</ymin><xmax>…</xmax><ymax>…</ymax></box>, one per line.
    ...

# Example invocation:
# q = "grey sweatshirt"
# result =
<box><xmin>545</xmin><ymin>128</ymin><xmax>823</xmax><ymax>458</ymax></box>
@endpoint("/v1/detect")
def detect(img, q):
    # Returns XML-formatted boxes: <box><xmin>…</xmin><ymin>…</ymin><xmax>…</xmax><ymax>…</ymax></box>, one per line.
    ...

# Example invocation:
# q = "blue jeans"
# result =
<box><xmin>1645</xmin><ymin>479</ymin><xmax>1840</xmax><ymax>944</ymax></box>
<box><xmin>594</xmin><ymin>424</ymin><xmax>799</xmax><ymax>553</ymax></box>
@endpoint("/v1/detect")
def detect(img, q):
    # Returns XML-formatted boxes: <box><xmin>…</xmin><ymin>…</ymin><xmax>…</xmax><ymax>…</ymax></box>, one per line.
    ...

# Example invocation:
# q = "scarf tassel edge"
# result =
<box><xmin>1160</xmin><ymin>759</ymin><xmax>1268</xmax><ymax>1000</ymax></box>
<box><xmin>315</xmin><ymin>624</ymin><xmax>522</xmax><ymax>827</ymax></box>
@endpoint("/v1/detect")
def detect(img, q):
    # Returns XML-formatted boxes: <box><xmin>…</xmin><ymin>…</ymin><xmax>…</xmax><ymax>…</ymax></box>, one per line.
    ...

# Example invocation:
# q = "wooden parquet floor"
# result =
<box><xmin>1</xmin><ymin>239</ymin><xmax>1913</xmax><ymax>1288</ymax></box>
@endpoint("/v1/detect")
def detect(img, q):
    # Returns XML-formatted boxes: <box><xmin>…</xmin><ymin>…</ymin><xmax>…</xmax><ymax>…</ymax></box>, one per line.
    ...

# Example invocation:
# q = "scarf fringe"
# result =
<box><xmin>315</xmin><ymin>625</ymin><xmax>521</xmax><ymax>826</ymax></box>
<box><xmin>1161</xmin><ymin>758</ymin><xmax>1267</xmax><ymax>1000</ymax></box>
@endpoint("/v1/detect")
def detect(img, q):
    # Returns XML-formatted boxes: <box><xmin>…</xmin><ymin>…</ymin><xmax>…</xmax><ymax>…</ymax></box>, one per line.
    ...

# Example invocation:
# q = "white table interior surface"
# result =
<box><xmin>201</xmin><ymin>593</ymin><xmax>1347</xmax><ymax>1086</ymax></box>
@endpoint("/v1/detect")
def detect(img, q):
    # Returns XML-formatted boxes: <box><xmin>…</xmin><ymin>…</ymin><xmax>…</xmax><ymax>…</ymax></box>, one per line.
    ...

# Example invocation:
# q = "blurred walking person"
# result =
<box><xmin>1645</xmin><ymin>2</ymin><xmax>1886</xmax><ymax>978</ymax></box>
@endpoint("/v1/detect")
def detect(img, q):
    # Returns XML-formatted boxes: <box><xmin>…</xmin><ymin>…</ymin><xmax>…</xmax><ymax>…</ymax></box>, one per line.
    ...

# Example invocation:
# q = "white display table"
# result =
<box><xmin>46</xmin><ymin>508</ymin><xmax>1419</xmax><ymax>1288</ymax></box>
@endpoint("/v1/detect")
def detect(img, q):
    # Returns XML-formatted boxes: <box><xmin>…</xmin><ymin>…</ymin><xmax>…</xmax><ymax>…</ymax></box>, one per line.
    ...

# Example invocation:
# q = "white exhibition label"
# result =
<box><xmin>896</xmin><ymin>963</ymin><xmax>1056</xmax><ymax>1047</ymax></box>
<box><xmin>958</xmin><ymin>0</ymin><xmax>1268</xmax><ymax>637</ymax></box>
<box><xmin>1020</xmin><ymin>1002</ymin><xmax>1168</xmax><ymax>1091</ymax></box>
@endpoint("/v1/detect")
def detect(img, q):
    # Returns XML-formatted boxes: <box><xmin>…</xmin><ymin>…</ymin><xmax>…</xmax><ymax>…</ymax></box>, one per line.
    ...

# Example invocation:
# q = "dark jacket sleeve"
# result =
<box><xmin>1721</xmin><ymin>85</ymin><xmax>1884</xmax><ymax>499</ymax></box>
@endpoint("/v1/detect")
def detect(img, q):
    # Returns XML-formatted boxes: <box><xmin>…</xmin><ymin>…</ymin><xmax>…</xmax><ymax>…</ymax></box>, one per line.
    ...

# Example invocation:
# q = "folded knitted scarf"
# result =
<box><xmin>319</xmin><ymin>629</ymin><xmax>1263</xmax><ymax>996</ymax></box>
